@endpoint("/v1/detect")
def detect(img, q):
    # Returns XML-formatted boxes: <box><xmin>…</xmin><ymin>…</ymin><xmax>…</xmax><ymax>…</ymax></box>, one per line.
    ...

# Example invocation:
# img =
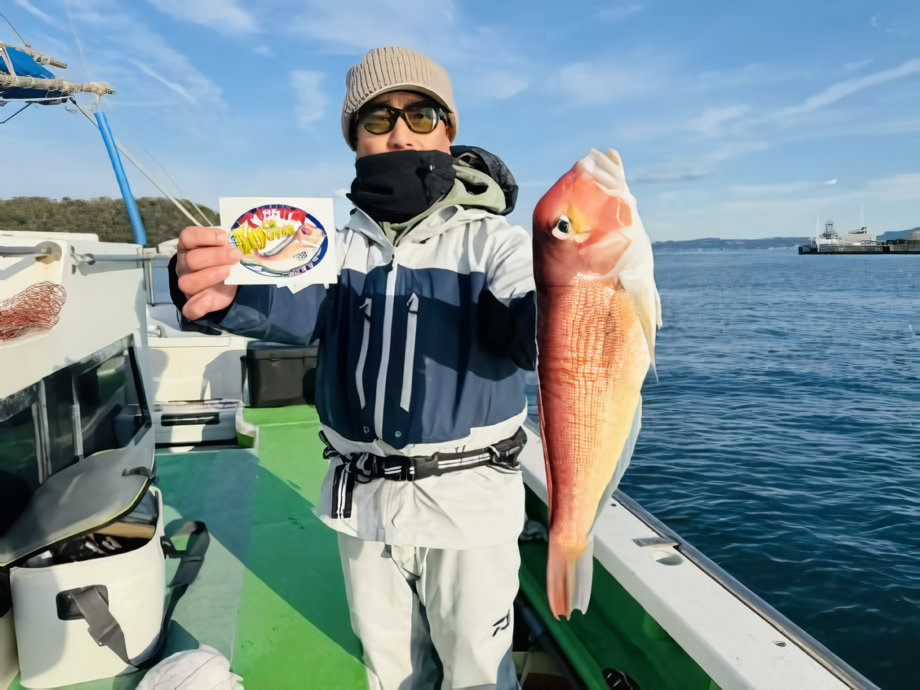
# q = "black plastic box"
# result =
<box><xmin>245</xmin><ymin>342</ymin><xmax>318</xmax><ymax>408</ymax></box>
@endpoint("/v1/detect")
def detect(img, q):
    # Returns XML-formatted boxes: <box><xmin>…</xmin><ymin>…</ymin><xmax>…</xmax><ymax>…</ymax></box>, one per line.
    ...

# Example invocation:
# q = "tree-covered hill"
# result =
<box><xmin>0</xmin><ymin>196</ymin><xmax>217</xmax><ymax>246</ymax></box>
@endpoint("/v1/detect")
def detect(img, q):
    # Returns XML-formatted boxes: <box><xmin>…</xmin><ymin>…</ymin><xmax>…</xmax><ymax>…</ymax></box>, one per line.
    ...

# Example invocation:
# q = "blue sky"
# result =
<box><xmin>2</xmin><ymin>0</ymin><xmax>919</xmax><ymax>240</ymax></box>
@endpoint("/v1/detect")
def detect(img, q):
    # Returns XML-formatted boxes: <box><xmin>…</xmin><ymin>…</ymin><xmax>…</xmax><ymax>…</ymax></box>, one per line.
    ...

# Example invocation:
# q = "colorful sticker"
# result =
<box><xmin>229</xmin><ymin>204</ymin><xmax>328</xmax><ymax>278</ymax></box>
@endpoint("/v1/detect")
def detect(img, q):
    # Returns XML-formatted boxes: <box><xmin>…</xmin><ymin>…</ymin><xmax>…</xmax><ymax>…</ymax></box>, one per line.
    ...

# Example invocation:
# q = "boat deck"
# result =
<box><xmin>7</xmin><ymin>405</ymin><xmax>712</xmax><ymax>689</ymax></box>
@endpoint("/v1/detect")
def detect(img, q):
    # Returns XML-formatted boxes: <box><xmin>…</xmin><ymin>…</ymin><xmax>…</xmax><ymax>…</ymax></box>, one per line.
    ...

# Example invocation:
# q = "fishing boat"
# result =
<box><xmin>0</xmin><ymin>17</ymin><xmax>879</xmax><ymax>690</ymax></box>
<box><xmin>0</xmin><ymin>226</ymin><xmax>880</xmax><ymax>689</ymax></box>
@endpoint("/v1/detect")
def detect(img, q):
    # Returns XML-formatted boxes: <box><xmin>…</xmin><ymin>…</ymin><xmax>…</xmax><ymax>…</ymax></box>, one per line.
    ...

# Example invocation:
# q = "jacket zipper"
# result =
<box><xmin>400</xmin><ymin>293</ymin><xmax>419</xmax><ymax>411</ymax></box>
<box><xmin>355</xmin><ymin>298</ymin><xmax>372</xmax><ymax>409</ymax></box>
<box><xmin>374</xmin><ymin>259</ymin><xmax>399</xmax><ymax>438</ymax></box>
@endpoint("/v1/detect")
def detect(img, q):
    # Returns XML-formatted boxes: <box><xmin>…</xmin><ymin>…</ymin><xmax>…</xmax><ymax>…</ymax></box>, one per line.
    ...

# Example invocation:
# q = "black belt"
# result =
<box><xmin>323</xmin><ymin>428</ymin><xmax>526</xmax><ymax>519</ymax></box>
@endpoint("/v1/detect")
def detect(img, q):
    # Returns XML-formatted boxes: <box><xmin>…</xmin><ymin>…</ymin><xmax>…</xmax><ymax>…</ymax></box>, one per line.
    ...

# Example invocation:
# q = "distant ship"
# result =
<box><xmin>800</xmin><ymin>220</ymin><xmax>920</xmax><ymax>254</ymax></box>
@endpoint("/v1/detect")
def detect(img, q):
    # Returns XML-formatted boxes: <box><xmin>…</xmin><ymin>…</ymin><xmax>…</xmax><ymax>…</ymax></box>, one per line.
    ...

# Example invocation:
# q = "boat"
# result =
<box><xmin>1</xmin><ymin>16</ymin><xmax>880</xmax><ymax>689</ymax></box>
<box><xmin>799</xmin><ymin>221</ymin><xmax>920</xmax><ymax>255</ymax></box>
<box><xmin>0</xmin><ymin>227</ymin><xmax>881</xmax><ymax>688</ymax></box>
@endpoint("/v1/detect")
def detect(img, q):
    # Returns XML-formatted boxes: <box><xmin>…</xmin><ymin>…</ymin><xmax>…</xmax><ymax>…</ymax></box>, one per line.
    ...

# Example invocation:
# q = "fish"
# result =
<box><xmin>532</xmin><ymin>148</ymin><xmax>661</xmax><ymax>619</ymax></box>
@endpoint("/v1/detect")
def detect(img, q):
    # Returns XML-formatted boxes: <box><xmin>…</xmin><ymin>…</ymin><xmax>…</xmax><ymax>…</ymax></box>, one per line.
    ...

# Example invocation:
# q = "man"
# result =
<box><xmin>171</xmin><ymin>46</ymin><xmax>536</xmax><ymax>689</ymax></box>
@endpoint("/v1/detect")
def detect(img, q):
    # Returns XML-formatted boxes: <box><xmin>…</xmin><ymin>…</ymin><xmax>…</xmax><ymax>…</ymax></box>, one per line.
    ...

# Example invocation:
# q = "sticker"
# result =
<box><xmin>220</xmin><ymin>197</ymin><xmax>337</xmax><ymax>289</ymax></box>
<box><xmin>229</xmin><ymin>204</ymin><xmax>327</xmax><ymax>278</ymax></box>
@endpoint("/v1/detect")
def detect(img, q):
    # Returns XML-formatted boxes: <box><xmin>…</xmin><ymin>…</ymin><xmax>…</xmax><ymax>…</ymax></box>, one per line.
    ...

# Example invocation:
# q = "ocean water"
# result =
<box><xmin>616</xmin><ymin>249</ymin><xmax>920</xmax><ymax>688</ymax></box>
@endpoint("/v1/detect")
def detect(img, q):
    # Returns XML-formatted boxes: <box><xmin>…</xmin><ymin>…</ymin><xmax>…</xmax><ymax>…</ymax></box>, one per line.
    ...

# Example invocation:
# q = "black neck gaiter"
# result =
<box><xmin>347</xmin><ymin>150</ymin><xmax>457</xmax><ymax>224</ymax></box>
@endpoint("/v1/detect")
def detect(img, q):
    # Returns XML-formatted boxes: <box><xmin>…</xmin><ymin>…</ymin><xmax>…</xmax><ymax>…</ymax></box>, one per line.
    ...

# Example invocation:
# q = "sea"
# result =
<box><xmin>616</xmin><ymin>249</ymin><xmax>920</xmax><ymax>689</ymax></box>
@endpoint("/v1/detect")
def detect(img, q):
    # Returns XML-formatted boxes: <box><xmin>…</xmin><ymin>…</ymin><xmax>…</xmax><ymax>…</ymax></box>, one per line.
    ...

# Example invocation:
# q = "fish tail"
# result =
<box><xmin>547</xmin><ymin>535</ymin><xmax>595</xmax><ymax>619</ymax></box>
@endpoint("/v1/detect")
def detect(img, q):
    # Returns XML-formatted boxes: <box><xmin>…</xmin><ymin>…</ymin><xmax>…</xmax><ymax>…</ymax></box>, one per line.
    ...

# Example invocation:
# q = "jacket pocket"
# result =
<box><xmin>400</xmin><ymin>293</ymin><xmax>419</xmax><ymax>412</ymax></box>
<box><xmin>356</xmin><ymin>298</ymin><xmax>372</xmax><ymax>409</ymax></box>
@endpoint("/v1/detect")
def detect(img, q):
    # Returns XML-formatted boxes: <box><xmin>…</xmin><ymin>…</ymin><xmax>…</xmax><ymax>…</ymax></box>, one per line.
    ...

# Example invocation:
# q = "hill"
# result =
<box><xmin>651</xmin><ymin>237</ymin><xmax>808</xmax><ymax>251</ymax></box>
<box><xmin>0</xmin><ymin>196</ymin><xmax>217</xmax><ymax>246</ymax></box>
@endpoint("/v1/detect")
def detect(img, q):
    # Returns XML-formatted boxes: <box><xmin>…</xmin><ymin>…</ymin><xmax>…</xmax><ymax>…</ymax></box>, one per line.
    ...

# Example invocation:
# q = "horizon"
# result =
<box><xmin>1</xmin><ymin>1</ymin><xmax>918</xmax><ymax>241</ymax></box>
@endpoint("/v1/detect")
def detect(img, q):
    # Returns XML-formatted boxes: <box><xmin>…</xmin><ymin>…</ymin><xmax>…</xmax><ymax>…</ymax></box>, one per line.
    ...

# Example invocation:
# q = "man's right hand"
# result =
<box><xmin>176</xmin><ymin>227</ymin><xmax>244</xmax><ymax>320</ymax></box>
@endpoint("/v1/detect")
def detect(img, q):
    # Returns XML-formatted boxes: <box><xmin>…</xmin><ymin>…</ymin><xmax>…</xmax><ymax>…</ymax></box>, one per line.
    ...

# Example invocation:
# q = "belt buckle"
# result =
<box><xmin>400</xmin><ymin>461</ymin><xmax>416</xmax><ymax>481</ymax></box>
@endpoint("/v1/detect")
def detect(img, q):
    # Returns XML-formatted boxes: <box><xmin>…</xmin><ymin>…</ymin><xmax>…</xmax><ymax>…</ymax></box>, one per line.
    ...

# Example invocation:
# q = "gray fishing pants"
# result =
<box><xmin>337</xmin><ymin>533</ymin><xmax>521</xmax><ymax>690</ymax></box>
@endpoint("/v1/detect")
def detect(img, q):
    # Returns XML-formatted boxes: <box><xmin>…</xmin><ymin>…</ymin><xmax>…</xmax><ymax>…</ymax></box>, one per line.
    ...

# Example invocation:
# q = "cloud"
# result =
<box><xmin>289</xmin><ymin>70</ymin><xmax>328</xmax><ymax>129</ymax></box>
<box><xmin>864</xmin><ymin>174</ymin><xmax>920</xmax><ymax>201</ymax></box>
<box><xmin>471</xmin><ymin>70</ymin><xmax>529</xmax><ymax>101</ymax></box>
<box><xmin>146</xmin><ymin>0</ymin><xmax>257</xmax><ymax>33</ymax></box>
<box><xmin>547</xmin><ymin>61</ymin><xmax>662</xmax><ymax>105</ymax></box>
<box><xmin>689</xmin><ymin>104</ymin><xmax>750</xmax><ymax>137</ymax></box>
<box><xmin>824</xmin><ymin>179</ymin><xmax>837</xmax><ymax>185</ymax></box>
<box><xmin>843</xmin><ymin>59</ymin><xmax>872</xmax><ymax>71</ymax></box>
<box><xmin>870</xmin><ymin>14</ymin><xmax>879</xmax><ymax>29</ymax></box>
<box><xmin>631</xmin><ymin>169</ymin><xmax>710</xmax><ymax>184</ymax></box>
<box><xmin>253</xmin><ymin>45</ymin><xmax>272</xmax><ymax>57</ymax></box>
<box><xmin>774</xmin><ymin>59</ymin><xmax>920</xmax><ymax>119</ymax></box>
<box><xmin>10</xmin><ymin>0</ymin><xmax>67</xmax><ymax>30</ymax></box>
<box><xmin>731</xmin><ymin>181</ymin><xmax>814</xmax><ymax>195</ymax></box>
<box><xmin>129</xmin><ymin>58</ymin><xmax>196</xmax><ymax>103</ymax></box>
<box><xmin>53</xmin><ymin>1</ymin><xmax>226</xmax><ymax>115</ymax></box>
<box><xmin>595</xmin><ymin>5</ymin><xmax>644</xmax><ymax>22</ymax></box>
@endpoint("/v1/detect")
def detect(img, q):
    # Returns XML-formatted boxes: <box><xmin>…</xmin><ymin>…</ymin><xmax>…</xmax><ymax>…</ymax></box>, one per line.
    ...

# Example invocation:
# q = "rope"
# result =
<box><xmin>0</xmin><ymin>73</ymin><xmax>113</xmax><ymax>96</ymax></box>
<box><xmin>71</xmin><ymin>99</ymin><xmax>203</xmax><ymax>228</ymax></box>
<box><xmin>0</xmin><ymin>13</ymin><xmax>27</xmax><ymax>46</ymax></box>
<box><xmin>0</xmin><ymin>102</ymin><xmax>30</xmax><ymax>124</ymax></box>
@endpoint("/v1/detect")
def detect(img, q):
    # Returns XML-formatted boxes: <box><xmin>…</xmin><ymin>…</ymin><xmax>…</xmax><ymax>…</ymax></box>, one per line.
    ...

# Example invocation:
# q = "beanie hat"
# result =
<box><xmin>342</xmin><ymin>46</ymin><xmax>458</xmax><ymax>150</ymax></box>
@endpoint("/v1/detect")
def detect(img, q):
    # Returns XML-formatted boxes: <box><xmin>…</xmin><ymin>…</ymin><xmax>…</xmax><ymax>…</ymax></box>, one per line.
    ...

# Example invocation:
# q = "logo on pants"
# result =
<box><xmin>492</xmin><ymin>611</ymin><xmax>510</xmax><ymax>637</ymax></box>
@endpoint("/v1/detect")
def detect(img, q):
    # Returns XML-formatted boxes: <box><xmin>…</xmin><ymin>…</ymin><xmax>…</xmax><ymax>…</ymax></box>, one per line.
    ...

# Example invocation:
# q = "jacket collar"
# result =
<box><xmin>344</xmin><ymin>204</ymin><xmax>496</xmax><ymax>249</ymax></box>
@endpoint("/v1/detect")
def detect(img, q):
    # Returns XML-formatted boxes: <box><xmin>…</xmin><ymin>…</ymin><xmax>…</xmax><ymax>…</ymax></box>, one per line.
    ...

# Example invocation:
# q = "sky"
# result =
<box><xmin>1</xmin><ymin>0</ymin><xmax>919</xmax><ymax>241</ymax></box>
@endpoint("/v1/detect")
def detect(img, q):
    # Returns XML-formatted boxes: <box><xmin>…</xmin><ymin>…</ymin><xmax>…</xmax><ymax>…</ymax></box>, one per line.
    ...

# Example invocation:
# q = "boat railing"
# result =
<box><xmin>613</xmin><ymin>490</ymin><xmax>880</xmax><ymax>690</ymax></box>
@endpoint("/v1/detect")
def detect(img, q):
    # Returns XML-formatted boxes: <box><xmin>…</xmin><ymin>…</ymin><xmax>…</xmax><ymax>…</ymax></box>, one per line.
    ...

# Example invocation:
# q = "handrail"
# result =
<box><xmin>0</xmin><ymin>242</ymin><xmax>62</xmax><ymax>262</ymax></box>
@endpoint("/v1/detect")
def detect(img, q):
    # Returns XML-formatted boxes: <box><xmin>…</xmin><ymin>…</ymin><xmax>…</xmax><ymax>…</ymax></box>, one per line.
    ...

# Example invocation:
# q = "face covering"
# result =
<box><xmin>347</xmin><ymin>149</ymin><xmax>457</xmax><ymax>224</ymax></box>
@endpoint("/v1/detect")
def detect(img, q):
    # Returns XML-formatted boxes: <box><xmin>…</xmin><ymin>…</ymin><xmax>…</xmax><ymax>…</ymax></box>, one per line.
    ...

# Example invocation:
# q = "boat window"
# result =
<box><xmin>44</xmin><ymin>368</ymin><xmax>78</xmax><ymax>477</ymax></box>
<box><xmin>77</xmin><ymin>348</ymin><xmax>146</xmax><ymax>458</ymax></box>
<box><xmin>0</xmin><ymin>387</ymin><xmax>39</xmax><ymax>536</ymax></box>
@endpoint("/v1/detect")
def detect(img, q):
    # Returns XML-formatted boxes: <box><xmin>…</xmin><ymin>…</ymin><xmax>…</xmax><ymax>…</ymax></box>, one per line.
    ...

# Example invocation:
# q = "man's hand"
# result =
<box><xmin>176</xmin><ymin>227</ymin><xmax>243</xmax><ymax>320</ymax></box>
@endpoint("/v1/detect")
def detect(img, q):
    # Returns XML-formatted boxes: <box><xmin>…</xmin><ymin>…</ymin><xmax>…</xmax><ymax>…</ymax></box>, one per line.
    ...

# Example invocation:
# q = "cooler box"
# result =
<box><xmin>245</xmin><ymin>342</ymin><xmax>318</xmax><ymax>408</ymax></box>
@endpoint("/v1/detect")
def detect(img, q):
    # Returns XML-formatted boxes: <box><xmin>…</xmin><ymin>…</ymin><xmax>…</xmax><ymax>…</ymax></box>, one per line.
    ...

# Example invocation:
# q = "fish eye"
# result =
<box><xmin>552</xmin><ymin>216</ymin><xmax>572</xmax><ymax>240</ymax></box>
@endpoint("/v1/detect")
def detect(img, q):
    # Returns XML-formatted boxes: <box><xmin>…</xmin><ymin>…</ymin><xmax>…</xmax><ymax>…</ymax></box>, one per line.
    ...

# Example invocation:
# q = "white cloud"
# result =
<box><xmin>843</xmin><ymin>59</ymin><xmax>872</xmax><ymax>71</ymax></box>
<box><xmin>783</xmin><ymin>59</ymin><xmax>920</xmax><ymax>115</ymax></box>
<box><xmin>129</xmin><ymin>58</ymin><xmax>196</xmax><ymax>103</ymax></box>
<box><xmin>10</xmin><ymin>0</ymin><xmax>67</xmax><ymax>30</ymax></box>
<box><xmin>548</xmin><ymin>61</ymin><xmax>661</xmax><ymax>105</ymax></box>
<box><xmin>253</xmin><ymin>46</ymin><xmax>272</xmax><ymax>57</ymax></box>
<box><xmin>689</xmin><ymin>105</ymin><xmax>750</xmax><ymax>137</ymax></box>
<box><xmin>824</xmin><ymin>179</ymin><xmax>837</xmax><ymax>185</ymax></box>
<box><xmin>473</xmin><ymin>71</ymin><xmax>529</xmax><ymax>101</ymax></box>
<box><xmin>731</xmin><ymin>181</ymin><xmax>814</xmax><ymax>195</ymax></box>
<box><xmin>595</xmin><ymin>5</ymin><xmax>644</xmax><ymax>22</ymax></box>
<box><xmin>289</xmin><ymin>70</ymin><xmax>328</xmax><ymax>129</ymax></box>
<box><xmin>864</xmin><ymin>174</ymin><xmax>920</xmax><ymax>201</ymax></box>
<box><xmin>55</xmin><ymin>1</ymin><xmax>226</xmax><ymax>115</ymax></box>
<box><xmin>147</xmin><ymin>0</ymin><xmax>257</xmax><ymax>33</ymax></box>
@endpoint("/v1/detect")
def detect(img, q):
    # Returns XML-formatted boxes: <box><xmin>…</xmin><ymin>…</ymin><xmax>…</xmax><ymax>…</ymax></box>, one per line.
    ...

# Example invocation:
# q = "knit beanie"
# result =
<box><xmin>341</xmin><ymin>46</ymin><xmax>458</xmax><ymax>150</ymax></box>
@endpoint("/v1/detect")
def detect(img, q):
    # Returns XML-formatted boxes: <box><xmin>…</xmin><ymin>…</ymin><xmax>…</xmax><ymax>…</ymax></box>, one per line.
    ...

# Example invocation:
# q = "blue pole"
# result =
<box><xmin>94</xmin><ymin>111</ymin><xmax>147</xmax><ymax>246</ymax></box>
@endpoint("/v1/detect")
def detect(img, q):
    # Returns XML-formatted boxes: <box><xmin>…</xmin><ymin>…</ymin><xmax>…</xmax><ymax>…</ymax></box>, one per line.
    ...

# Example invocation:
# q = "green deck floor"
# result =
<box><xmin>8</xmin><ymin>405</ymin><xmax>715</xmax><ymax>689</ymax></box>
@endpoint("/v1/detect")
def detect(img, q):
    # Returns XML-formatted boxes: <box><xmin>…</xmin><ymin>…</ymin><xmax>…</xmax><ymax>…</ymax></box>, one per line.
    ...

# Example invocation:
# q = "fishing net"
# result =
<box><xmin>0</xmin><ymin>281</ymin><xmax>67</xmax><ymax>342</ymax></box>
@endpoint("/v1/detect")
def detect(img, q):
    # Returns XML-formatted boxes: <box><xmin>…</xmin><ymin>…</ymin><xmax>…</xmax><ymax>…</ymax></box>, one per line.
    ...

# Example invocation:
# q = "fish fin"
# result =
<box><xmin>588</xmin><ymin>398</ymin><xmax>642</xmax><ymax>540</ymax></box>
<box><xmin>536</xmin><ymin>367</ymin><xmax>553</xmax><ymax>517</ymax></box>
<box><xmin>619</xmin><ymin>251</ymin><xmax>661</xmax><ymax>376</ymax></box>
<box><xmin>569</xmin><ymin>537</ymin><xmax>595</xmax><ymax>617</ymax></box>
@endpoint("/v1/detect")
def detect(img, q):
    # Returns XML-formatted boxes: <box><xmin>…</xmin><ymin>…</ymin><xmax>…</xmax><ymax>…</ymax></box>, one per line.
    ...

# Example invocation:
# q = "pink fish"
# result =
<box><xmin>533</xmin><ymin>149</ymin><xmax>661</xmax><ymax>618</ymax></box>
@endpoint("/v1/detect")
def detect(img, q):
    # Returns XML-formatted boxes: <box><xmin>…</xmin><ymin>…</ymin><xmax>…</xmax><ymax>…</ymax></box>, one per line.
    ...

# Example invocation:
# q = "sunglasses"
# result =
<box><xmin>357</xmin><ymin>102</ymin><xmax>448</xmax><ymax>136</ymax></box>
